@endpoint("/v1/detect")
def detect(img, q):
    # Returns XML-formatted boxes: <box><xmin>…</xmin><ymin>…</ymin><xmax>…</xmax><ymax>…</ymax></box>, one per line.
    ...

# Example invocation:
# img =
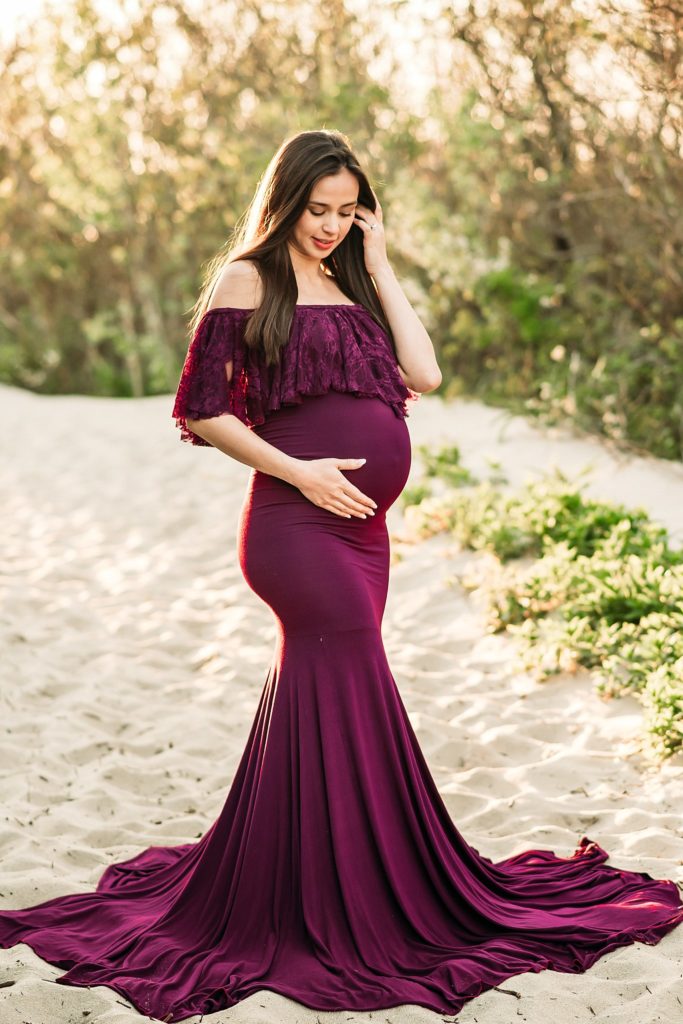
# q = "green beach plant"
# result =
<box><xmin>402</xmin><ymin>448</ymin><xmax>683</xmax><ymax>760</ymax></box>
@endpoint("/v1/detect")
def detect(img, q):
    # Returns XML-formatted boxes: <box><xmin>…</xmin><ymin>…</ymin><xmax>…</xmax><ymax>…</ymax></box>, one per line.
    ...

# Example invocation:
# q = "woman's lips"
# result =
<box><xmin>312</xmin><ymin>237</ymin><xmax>335</xmax><ymax>248</ymax></box>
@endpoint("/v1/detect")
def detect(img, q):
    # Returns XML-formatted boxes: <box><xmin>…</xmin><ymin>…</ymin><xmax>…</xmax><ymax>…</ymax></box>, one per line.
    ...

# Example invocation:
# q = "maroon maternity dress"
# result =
<box><xmin>1</xmin><ymin>301</ymin><xmax>682</xmax><ymax>1022</ymax></box>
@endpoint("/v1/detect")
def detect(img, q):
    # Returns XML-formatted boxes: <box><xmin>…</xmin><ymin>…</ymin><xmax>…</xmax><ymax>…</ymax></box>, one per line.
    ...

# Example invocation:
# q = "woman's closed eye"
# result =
<box><xmin>309</xmin><ymin>210</ymin><xmax>353</xmax><ymax>218</ymax></box>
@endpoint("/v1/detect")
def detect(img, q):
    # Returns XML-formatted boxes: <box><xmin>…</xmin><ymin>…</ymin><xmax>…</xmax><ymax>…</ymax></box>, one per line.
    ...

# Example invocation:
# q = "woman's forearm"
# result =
<box><xmin>371</xmin><ymin>264</ymin><xmax>441</xmax><ymax>391</ymax></box>
<box><xmin>185</xmin><ymin>414</ymin><xmax>304</xmax><ymax>486</ymax></box>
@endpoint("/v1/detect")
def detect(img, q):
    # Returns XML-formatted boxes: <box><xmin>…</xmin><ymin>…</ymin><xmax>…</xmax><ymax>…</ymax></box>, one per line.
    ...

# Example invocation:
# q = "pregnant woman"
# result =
<box><xmin>1</xmin><ymin>129</ymin><xmax>682</xmax><ymax>1022</ymax></box>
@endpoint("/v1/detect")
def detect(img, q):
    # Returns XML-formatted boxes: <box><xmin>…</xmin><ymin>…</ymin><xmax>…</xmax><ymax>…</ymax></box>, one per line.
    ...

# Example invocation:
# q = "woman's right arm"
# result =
<box><xmin>185</xmin><ymin>412</ymin><xmax>302</xmax><ymax>486</ymax></box>
<box><xmin>187</xmin><ymin>404</ymin><xmax>374</xmax><ymax>521</ymax></box>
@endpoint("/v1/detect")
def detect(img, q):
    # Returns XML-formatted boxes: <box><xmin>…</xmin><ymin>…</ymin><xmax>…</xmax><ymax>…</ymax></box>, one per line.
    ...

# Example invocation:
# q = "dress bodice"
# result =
<box><xmin>171</xmin><ymin>303</ymin><xmax>420</xmax><ymax>446</ymax></box>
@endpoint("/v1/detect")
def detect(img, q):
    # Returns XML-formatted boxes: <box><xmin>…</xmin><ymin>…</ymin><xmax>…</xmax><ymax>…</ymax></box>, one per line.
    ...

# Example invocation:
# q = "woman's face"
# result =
<box><xmin>289</xmin><ymin>168</ymin><xmax>360</xmax><ymax>261</ymax></box>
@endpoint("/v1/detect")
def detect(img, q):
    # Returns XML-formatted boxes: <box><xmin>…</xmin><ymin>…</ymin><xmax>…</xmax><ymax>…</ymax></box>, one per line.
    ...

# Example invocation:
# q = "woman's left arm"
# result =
<box><xmin>354</xmin><ymin>195</ymin><xmax>442</xmax><ymax>394</ymax></box>
<box><xmin>372</xmin><ymin>264</ymin><xmax>442</xmax><ymax>393</ymax></box>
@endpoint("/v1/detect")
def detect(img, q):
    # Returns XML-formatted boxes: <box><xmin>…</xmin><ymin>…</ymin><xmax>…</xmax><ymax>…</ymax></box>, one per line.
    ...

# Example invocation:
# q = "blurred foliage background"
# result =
<box><xmin>1</xmin><ymin>0</ymin><xmax>681</xmax><ymax>459</ymax></box>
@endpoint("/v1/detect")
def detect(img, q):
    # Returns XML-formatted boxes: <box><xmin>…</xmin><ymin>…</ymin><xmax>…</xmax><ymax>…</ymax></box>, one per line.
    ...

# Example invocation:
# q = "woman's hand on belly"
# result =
<box><xmin>289</xmin><ymin>458</ymin><xmax>378</xmax><ymax>519</ymax></box>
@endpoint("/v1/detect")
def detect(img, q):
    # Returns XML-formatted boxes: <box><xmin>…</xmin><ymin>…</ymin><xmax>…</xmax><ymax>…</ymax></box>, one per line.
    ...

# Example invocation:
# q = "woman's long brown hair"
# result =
<box><xmin>188</xmin><ymin>129</ymin><xmax>394</xmax><ymax>366</ymax></box>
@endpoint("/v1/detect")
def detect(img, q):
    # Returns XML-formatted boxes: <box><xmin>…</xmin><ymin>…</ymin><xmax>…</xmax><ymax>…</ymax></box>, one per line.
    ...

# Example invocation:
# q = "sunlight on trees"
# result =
<box><xmin>0</xmin><ymin>0</ymin><xmax>681</xmax><ymax>458</ymax></box>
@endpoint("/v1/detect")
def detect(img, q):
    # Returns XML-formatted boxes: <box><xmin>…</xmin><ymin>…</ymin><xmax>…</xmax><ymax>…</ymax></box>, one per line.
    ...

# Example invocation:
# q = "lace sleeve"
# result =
<box><xmin>171</xmin><ymin>309</ymin><xmax>252</xmax><ymax>446</ymax></box>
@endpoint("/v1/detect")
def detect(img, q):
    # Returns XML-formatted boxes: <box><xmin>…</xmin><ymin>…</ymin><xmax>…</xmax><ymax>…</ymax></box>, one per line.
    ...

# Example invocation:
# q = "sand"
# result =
<box><xmin>1</xmin><ymin>382</ymin><xmax>681</xmax><ymax>1024</ymax></box>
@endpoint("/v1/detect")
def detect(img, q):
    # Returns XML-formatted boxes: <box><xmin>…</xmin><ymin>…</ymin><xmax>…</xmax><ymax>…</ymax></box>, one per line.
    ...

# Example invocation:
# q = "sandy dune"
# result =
<box><xmin>1</xmin><ymin>382</ymin><xmax>681</xmax><ymax>1023</ymax></box>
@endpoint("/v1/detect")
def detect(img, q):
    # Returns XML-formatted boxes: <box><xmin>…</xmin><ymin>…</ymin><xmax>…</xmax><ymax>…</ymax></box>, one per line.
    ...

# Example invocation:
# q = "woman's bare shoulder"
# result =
<box><xmin>207</xmin><ymin>259</ymin><xmax>263</xmax><ymax>311</ymax></box>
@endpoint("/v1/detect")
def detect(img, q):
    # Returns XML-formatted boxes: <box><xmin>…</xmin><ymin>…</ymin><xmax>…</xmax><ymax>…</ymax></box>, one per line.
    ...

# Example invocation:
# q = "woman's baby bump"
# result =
<box><xmin>253</xmin><ymin>391</ymin><xmax>412</xmax><ymax>513</ymax></box>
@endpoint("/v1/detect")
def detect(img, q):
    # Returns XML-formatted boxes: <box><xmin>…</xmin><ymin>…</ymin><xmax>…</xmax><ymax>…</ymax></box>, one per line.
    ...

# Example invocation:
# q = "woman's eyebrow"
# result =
<box><xmin>308</xmin><ymin>200</ymin><xmax>358</xmax><ymax>208</ymax></box>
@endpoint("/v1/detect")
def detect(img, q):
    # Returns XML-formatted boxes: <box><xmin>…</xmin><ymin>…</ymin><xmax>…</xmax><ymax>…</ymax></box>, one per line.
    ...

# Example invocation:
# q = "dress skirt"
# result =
<box><xmin>1</xmin><ymin>390</ymin><xmax>682</xmax><ymax>1022</ymax></box>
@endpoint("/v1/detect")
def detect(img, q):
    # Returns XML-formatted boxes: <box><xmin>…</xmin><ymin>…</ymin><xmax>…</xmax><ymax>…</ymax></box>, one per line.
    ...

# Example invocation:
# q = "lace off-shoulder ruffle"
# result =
<box><xmin>172</xmin><ymin>305</ymin><xmax>420</xmax><ymax>446</ymax></box>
